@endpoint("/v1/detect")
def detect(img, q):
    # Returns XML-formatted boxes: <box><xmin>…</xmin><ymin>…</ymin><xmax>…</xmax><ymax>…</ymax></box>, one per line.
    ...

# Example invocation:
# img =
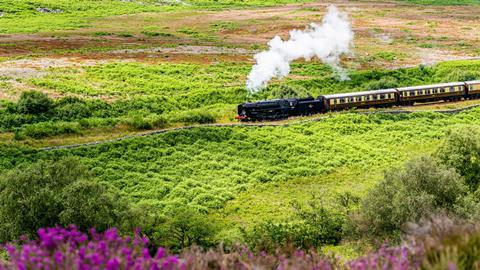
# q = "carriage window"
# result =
<box><xmin>380</xmin><ymin>94</ymin><xmax>385</xmax><ymax>99</ymax></box>
<box><xmin>441</xmin><ymin>88</ymin><xmax>445</xmax><ymax>93</ymax></box>
<box><xmin>450</xmin><ymin>87</ymin><xmax>454</xmax><ymax>92</ymax></box>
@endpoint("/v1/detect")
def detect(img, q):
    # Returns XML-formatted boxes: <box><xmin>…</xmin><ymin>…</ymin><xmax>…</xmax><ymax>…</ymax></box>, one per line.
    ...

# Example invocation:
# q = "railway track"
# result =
<box><xmin>39</xmin><ymin>104</ymin><xmax>480</xmax><ymax>151</ymax></box>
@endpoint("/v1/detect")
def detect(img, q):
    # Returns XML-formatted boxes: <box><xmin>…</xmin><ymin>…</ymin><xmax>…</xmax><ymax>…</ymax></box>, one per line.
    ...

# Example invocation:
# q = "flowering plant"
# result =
<box><xmin>1</xmin><ymin>226</ymin><xmax>181</xmax><ymax>270</ymax></box>
<box><xmin>0</xmin><ymin>226</ymin><xmax>427</xmax><ymax>270</ymax></box>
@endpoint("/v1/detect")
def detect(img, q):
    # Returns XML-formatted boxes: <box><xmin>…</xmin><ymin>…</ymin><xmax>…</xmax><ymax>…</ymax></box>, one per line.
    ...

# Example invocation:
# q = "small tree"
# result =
<box><xmin>154</xmin><ymin>206</ymin><xmax>217</xmax><ymax>251</ymax></box>
<box><xmin>16</xmin><ymin>91</ymin><xmax>53</xmax><ymax>114</ymax></box>
<box><xmin>243</xmin><ymin>195</ymin><xmax>345</xmax><ymax>251</ymax></box>
<box><xmin>59</xmin><ymin>180</ymin><xmax>131</xmax><ymax>232</ymax></box>
<box><xmin>359</xmin><ymin>156</ymin><xmax>467</xmax><ymax>239</ymax></box>
<box><xmin>0</xmin><ymin>158</ymin><xmax>131</xmax><ymax>242</ymax></box>
<box><xmin>435</xmin><ymin>127</ymin><xmax>480</xmax><ymax>191</ymax></box>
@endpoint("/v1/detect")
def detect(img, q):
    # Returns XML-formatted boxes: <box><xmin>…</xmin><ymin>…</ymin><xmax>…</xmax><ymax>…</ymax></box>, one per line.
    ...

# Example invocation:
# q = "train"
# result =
<box><xmin>236</xmin><ymin>80</ymin><xmax>480</xmax><ymax>121</ymax></box>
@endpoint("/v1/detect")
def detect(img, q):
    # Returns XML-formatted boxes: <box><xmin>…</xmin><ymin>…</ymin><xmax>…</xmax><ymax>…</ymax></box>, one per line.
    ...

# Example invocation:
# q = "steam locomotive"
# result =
<box><xmin>236</xmin><ymin>80</ymin><xmax>480</xmax><ymax>121</ymax></box>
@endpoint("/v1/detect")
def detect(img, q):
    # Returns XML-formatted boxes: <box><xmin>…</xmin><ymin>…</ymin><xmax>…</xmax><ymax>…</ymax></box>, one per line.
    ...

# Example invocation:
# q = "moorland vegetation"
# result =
<box><xmin>3</xmin><ymin>0</ymin><xmax>480</xmax><ymax>268</ymax></box>
<box><xmin>2</xmin><ymin>60</ymin><xmax>480</xmax><ymax>140</ymax></box>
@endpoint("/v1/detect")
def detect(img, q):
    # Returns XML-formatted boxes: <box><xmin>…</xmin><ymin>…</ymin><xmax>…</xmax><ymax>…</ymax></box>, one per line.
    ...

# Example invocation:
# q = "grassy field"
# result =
<box><xmin>0</xmin><ymin>60</ymin><xmax>479</xmax><ymax>145</ymax></box>
<box><xmin>0</xmin><ymin>0</ymin><xmax>321</xmax><ymax>34</ymax></box>
<box><xmin>2</xmin><ymin>109</ymin><xmax>480</xmax><ymax>244</ymax></box>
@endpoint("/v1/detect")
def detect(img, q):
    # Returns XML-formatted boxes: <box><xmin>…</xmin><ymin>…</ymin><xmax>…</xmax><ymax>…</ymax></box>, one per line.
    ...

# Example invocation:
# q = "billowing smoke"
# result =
<box><xmin>246</xmin><ymin>5</ymin><xmax>354</xmax><ymax>93</ymax></box>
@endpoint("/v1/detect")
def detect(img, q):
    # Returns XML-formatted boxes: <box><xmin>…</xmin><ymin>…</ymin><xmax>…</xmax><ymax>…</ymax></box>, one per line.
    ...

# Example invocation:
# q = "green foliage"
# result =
<box><xmin>0</xmin><ymin>0</ymin><xmax>316</xmax><ymax>34</ymax></box>
<box><xmin>151</xmin><ymin>206</ymin><xmax>218</xmax><ymax>252</ymax></box>
<box><xmin>121</xmin><ymin>113</ymin><xmax>170</xmax><ymax>130</ymax></box>
<box><xmin>436</xmin><ymin>127</ymin><xmax>480</xmax><ymax>190</ymax></box>
<box><xmin>19</xmin><ymin>121</ymin><xmax>81</xmax><ymax>139</ymax></box>
<box><xmin>0</xmin><ymin>60</ymin><xmax>472</xmax><ymax>138</ymax></box>
<box><xmin>358</xmin><ymin>156</ymin><xmax>468</xmax><ymax>239</ymax></box>
<box><xmin>16</xmin><ymin>91</ymin><xmax>53</xmax><ymax>114</ymax></box>
<box><xmin>0</xmin><ymin>157</ymin><xmax>132</xmax><ymax>242</ymax></box>
<box><xmin>4</xmin><ymin>110</ymin><xmax>480</xmax><ymax>214</ymax></box>
<box><xmin>54</xmin><ymin>96</ymin><xmax>92</xmax><ymax>120</ymax></box>
<box><xmin>170</xmin><ymin>110</ymin><xmax>216</xmax><ymax>125</ymax></box>
<box><xmin>59</xmin><ymin>180</ymin><xmax>132</xmax><ymax>232</ymax></box>
<box><xmin>243</xmin><ymin>196</ymin><xmax>345</xmax><ymax>251</ymax></box>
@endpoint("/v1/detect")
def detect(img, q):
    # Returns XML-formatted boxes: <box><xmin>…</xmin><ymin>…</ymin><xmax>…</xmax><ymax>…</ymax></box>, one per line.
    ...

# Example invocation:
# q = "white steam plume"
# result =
<box><xmin>246</xmin><ymin>5</ymin><xmax>354</xmax><ymax>93</ymax></box>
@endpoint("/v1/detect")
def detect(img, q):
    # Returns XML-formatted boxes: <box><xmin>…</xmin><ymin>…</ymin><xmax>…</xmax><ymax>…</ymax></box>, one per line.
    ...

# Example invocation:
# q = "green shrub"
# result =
<box><xmin>59</xmin><ymin>180</ymin><xmax>132</xmax><ymax>232</ymax></box>
<box><xmin>151</xmin><ymin>206</ymin><xmax>218</xmax><ymax>252</ymax></box>
<box><xmin>20</xmin><ymin>121</ymin><xmax>81</xmax><ymax>139</ymax></box>
<box><xmin>172</xmin><ymin>111</ymin><xmax>216</xmax><ymax>125</ymax></box>
<box><xmin>436</xmin><ymin>127</ymin><xmax>480</xmax><ymax>191</ymax></box>
<box><xmin>443</xmin><ymin>70</ymin><xmax>480</xmax><ymax>82</ymax></box>
<box><xmin>243</xmin><ymin>197</ymin><xmax>345</xmax><ymax>251</ymax></box>
<box><xmin>16</xmin><ymin>91</ymin><xmax>53</xmax><ymax>114</ymax></box>
<box><xmin>358</xmin><ymin>155</ymin><xmax>467</xmax><ymax>239</ymax></box>
<box><xmin>362</xmin><ymin>76</ymin><xmax>399</xmax><ymax>90</ymax></box>
<box><xmin>54</xmin><ymin>96</ymin><xmax>92</xmax><ymax>120</ymax></box>
<box><xmin>0</xmin><ymin>113</ymin><xmax>39</xmax><ymax>129</ymax></box>
<box><xmin>78</xmin><ymin>117</ymin><xmax>118</xmax><ymax>128</ymax></box>
<box><xmin>0</xmin><ymin>158</ymin><xmax>132</xmax><ymax>242</ymax></box>
<box><xmin>121</xmin><ymin>114</ymin><xmax>170</xmax><ymax>130</ymax></box>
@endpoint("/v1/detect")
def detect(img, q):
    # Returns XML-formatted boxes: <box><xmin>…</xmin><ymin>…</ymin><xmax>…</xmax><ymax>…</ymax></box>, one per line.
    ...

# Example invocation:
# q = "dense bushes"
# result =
<box><xmin>152</xmin><ymin>206</ymin><xmax>219</xmax><ymax>252</ymax></box>
<box><xmin>16</xmin><ymin>91</ymin><xmax>53</xmax><ymax>114</ymax></box>
<box><xmin>354</xmin><ymin>126</ymin><xmax>480</xmax><ymax>242</ymax></box>
<box><xmin>356</xmin><ymin>156</ymin><xmax>467</xmax><ymax>239</ymax></box>
<box><xmin>0</xmin><ymin>91</ymin><xmax>220</xmax><ymax>138</ymax></box>
<box><xmin>244</xmin><ymin>197</ymin><xmax>346</xmax><ymax>251</ymax></box>
<box><xmin>7</xmin><ymin>218</ymin><xmax>480</xmax><ymax>269</ymax></box>
<box><xmin>1</xmin><ymin>60</ymin><xmax>480</xmax><ymax>139</ymax></box>
<box><xmin>3</xmin><ymin>110</ymin><xmax>480</xmax><ymax>250</ymax></box>
<box><xmin>0</xmin><ymin>158</ymin><xmax>132</xmax><ymax>242</ymax></box>
<box><xmin>0</xmin><ymin>225</ymin><xmax>424</xmax><ymax>270</ymax></box>
<box><xmin>435</xmin><ymin>127</ymin><xmax>480</xmax><ymax>190</ymax></box>
<box><xmin>16</xmin><ymin>121</ymin><xmax>81</xmax><ymax>139</ymax></box>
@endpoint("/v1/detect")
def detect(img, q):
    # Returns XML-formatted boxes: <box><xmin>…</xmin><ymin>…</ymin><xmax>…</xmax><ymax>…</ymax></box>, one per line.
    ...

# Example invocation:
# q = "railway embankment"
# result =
<box><xmin>38</xmin><ymin>104</ymin><xmax>480</xmax><ymax>151</ymax></box>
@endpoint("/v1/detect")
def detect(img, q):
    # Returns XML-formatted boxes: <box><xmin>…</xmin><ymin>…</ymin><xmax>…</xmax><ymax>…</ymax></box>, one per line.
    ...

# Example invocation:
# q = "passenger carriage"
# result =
<box><xmin>320</xmin><ymin>89</ymin><xmax>397</xmax><ymax>111</ymax></box>
<box><xmin>397</xmin><ymin>82</ymin><xmax>465</xmax><ymax>105</ymax></box>
<box><xmin>466</xmin><ymin>80</ymin><xmax>480</xmax><ymax>99</ymax></box>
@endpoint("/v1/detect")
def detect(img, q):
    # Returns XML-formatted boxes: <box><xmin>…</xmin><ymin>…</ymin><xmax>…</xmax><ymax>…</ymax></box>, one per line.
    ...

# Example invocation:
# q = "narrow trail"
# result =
<box><xmin>39</xmin><ymin>104</ymin><xmax>480</xmax><ymax>151</ymax></box>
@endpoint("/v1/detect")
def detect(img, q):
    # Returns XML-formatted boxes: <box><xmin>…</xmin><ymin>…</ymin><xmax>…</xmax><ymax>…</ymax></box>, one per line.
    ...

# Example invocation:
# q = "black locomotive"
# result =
<box><xmin>236</xmin><ymin>80</ymin><xmax>480</xmax><ymax>121</ymax></box>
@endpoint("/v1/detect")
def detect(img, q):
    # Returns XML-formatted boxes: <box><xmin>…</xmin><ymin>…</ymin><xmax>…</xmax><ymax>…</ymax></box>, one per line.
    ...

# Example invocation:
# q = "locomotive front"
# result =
<box><xmin>236</xmin><ymin>104</ymin><xmax>248</xmax><ymax>121</ymax></box>
<box><xmin>236</xmin><ymin>99</ymin><xmax>291</xmax><ymax>122</ymax></box>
